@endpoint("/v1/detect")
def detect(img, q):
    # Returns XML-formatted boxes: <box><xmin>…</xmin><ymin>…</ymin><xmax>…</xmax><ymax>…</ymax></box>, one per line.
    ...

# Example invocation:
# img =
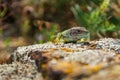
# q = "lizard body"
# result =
<box><xmin>54</xmin><ymin>27</ymin><xmax>90</xmax><ymax>43</ymax></box>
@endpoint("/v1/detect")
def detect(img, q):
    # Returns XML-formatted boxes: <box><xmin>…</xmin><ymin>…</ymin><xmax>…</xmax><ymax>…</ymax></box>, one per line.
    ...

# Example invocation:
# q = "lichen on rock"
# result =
<box><xmin>1</xmin><ymin>38</ymin><xmax>120</xmax><ymax>80</ymax></box>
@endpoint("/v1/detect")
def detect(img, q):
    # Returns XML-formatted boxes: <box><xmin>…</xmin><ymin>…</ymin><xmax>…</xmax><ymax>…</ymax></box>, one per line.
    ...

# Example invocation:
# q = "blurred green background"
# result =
<box><xmin>0</xmin><ymin>0</ymin><xmax>120</xmax><ymax>47</ymax></box>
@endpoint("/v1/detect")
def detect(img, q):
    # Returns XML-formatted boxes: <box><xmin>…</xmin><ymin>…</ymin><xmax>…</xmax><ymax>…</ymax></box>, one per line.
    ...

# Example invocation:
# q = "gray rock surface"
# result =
<box><xmin>0</xmin><ymin>38</ymin><xmax>120</xmax><ymax>80</ymax></box>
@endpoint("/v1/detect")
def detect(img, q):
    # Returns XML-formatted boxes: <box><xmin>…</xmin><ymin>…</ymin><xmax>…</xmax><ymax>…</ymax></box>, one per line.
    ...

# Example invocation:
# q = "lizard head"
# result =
<box><xmin>69</xmin><ymin>27</ymin><xmax>89</xmax><ymax>36</ymax></box>
<box><xmin>55</xmin><ymin>27</ymin><xmax>90</xmax><ymax>43</ymax></box>
<box><xmin>64</xmin><ymin>27</ymin><xmax>90</xmax><ymax>42</ymax></box>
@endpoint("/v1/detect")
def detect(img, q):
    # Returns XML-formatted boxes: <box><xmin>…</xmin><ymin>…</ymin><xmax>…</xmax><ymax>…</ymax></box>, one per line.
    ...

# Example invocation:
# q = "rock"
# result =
<box><xmin>0</xmin><ymin>62</ymin><xmax>43</xmax><ymax>80</ymax></box>
<box><xmin>2</xmin><ymin>38</ymin><xmax>120</xmax><ymax>80</ymax></box>
<box><xmin>96</xmin><ymin>38</ymin><xmax>120</xmax><ymax>53</ymax></box>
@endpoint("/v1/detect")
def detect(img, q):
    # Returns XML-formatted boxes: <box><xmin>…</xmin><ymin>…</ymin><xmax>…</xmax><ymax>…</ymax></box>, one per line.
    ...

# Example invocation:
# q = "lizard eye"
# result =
<box><xmin>70</xmin><ymin>29</ymin><xmax>82</xmax><ymax>35</ymax></box>
<box><xmin>74</xmin><ymin>29</ymin><xmax>82</xmax><ymax>34</ymax></box>
<box><xmin>76</xmin><ymin>30</ymin><xmax>81</xmax><ymax>33</ymax></box>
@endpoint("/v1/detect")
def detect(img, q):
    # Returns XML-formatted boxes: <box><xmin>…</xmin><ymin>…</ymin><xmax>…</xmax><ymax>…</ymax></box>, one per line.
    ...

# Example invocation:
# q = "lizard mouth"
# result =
<box><xmin>85</xmin><ymin>31</ymin><xmax>89</xmax><ymax>34</ymax></box>
<box><xmin>80</xmin><ymin>32</ymin><xmax>89</xmax><ymax>38</ymax></box>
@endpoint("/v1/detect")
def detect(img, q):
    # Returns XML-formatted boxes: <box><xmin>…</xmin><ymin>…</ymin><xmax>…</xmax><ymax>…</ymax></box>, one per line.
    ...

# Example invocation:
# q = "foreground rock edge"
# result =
<box><xmin>0</xmin><ymin>38</ymin><xmax>120</xmax><ymax>80</ymax></box>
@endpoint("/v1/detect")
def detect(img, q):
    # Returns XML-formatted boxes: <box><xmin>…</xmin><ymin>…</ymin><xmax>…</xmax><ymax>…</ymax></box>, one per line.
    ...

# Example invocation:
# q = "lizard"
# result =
<box><xmin>53</xmin><ymin>27</ymin><xmax>90</xmax><ymax>44</ymax></box>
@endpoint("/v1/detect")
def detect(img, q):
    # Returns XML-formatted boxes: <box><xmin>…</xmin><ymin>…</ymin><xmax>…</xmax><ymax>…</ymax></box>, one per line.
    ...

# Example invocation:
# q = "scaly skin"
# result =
<box><xmin>54</xmin><ymin>27</ymin><xmax>90</xmax><ymax>43</ymax></box>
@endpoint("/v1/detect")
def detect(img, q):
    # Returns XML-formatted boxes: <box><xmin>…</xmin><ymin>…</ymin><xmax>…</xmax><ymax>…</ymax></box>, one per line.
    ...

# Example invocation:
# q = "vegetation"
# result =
<box><xmin>71</xmin><ymin>0</ymin><xmax>116</xmax><ymax>39</ymax></box>
<box><xmin>0</xmin><ymin>0</ymin><xmax>120</xmax><ymax>43</ymax></box>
